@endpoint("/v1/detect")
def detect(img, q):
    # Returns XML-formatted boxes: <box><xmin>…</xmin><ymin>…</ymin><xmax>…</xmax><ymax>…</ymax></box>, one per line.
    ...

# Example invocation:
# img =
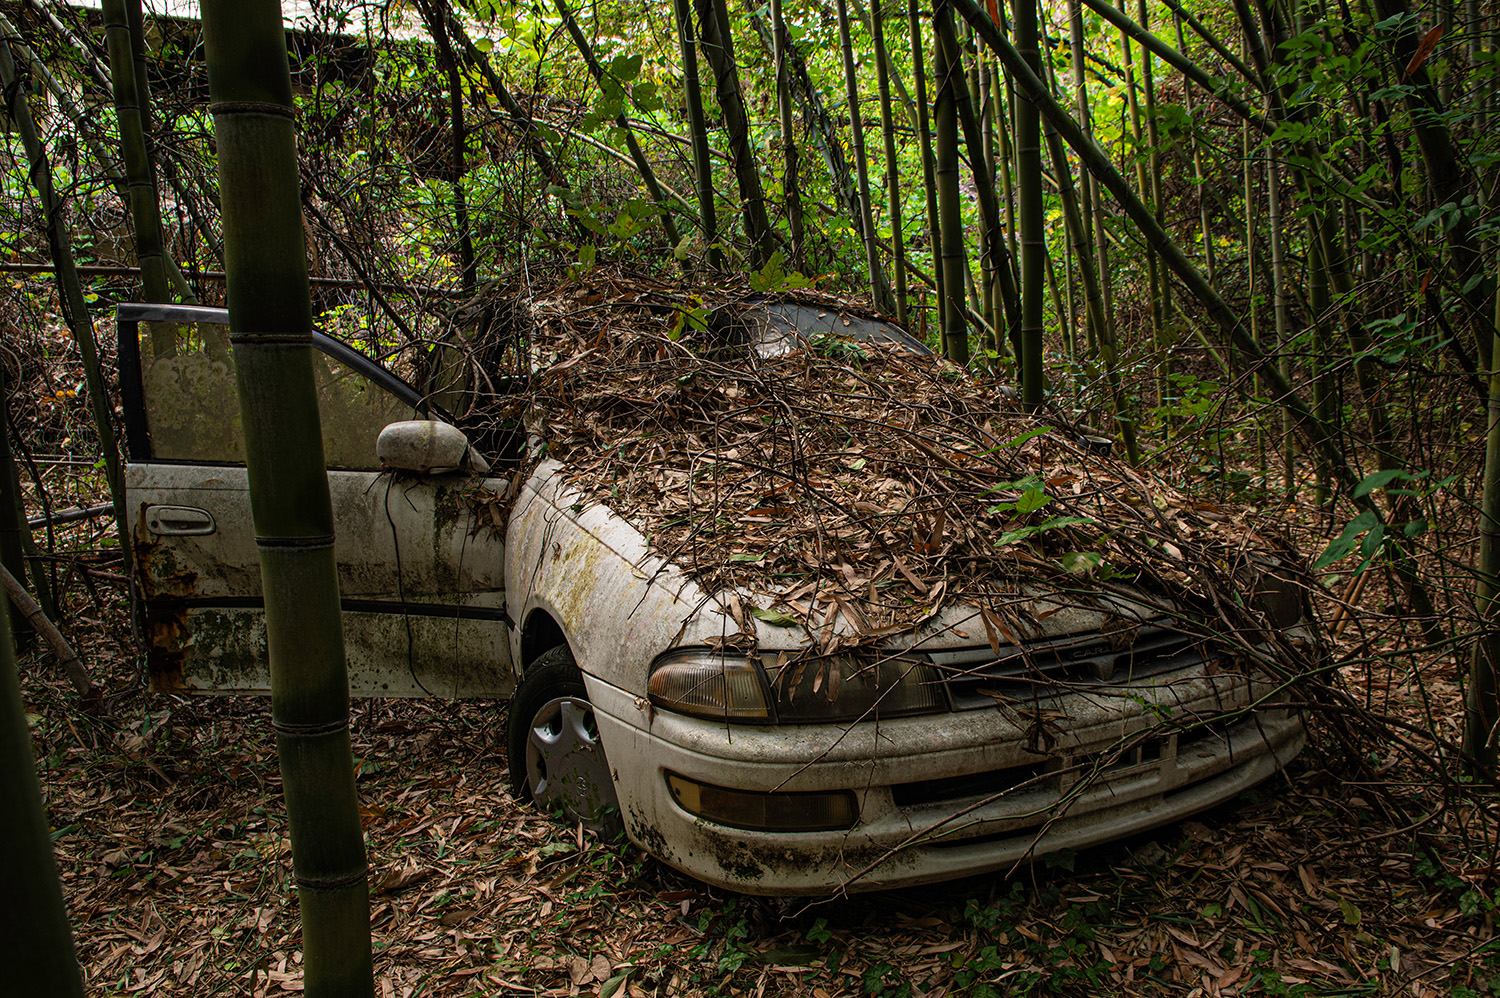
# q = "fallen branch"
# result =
<box><xmin>28</xmin><ymin>503</ymin><xmax>115</xmax><ymax>530</ymax></box>
<box><xmin>2</xmin><ymin>566</ymin><xmax>94</xmax><ymax>697</ymax></box>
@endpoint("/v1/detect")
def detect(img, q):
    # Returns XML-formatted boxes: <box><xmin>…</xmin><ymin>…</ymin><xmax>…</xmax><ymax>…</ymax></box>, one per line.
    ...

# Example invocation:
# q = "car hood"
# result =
<box><xmin>514</xmin><ymin>281</ymin><xmax>1313</xmax><ymax>664</ymax></box>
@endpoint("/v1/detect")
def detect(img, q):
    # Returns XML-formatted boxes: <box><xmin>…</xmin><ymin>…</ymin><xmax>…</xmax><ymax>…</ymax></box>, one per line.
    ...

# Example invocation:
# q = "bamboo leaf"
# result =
<box><xmin>751</xmin><ymin>606</ymin><xmax>800</xmax><ymax>627</ymax></box>
<box><xmin>1352</xmin><ymin>469</ymin><xmax>1407</xmax><ymax>498</ymax></box>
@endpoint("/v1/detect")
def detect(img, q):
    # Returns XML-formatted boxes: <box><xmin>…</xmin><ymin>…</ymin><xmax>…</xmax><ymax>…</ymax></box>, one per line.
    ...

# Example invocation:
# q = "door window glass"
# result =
<box><xmin>137</xmin><ymin>320</ymin><xmax>418</xmax><ymax>468</ymax></box>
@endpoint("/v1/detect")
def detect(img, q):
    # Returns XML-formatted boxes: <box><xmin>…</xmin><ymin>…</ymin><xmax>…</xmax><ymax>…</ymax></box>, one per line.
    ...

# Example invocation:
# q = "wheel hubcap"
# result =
<box><xmin>524</xmin><ymin>695</ymin><xmax>619</xmax><ymax>831</ymax></box>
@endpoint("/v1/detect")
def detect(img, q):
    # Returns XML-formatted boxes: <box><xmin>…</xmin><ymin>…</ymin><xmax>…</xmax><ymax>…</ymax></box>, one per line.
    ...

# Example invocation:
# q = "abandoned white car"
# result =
<box><xmin>120</xmin><ymin>293</ymin><xmax>1310</xmax><ymax>895</ymax></box>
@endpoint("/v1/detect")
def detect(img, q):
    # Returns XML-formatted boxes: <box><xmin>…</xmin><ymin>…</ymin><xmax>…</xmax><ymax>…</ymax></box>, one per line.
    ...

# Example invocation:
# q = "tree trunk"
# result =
<box><xmin>0</xmin><ymin>29</ymin><xmax>131</xmax><ymax>574</ymax></box>
<box><xmin>686</xmin><ymin>0</ymin><xmax>725</xmax><ymax>268</ymax></box>
<box><xmin>935</xmin><ymin>2</ymin><xmax>969</xmax><ymax>363</ymax></box>
<box><xmin>696</xmin><ymin>0</ymin><xmax>775</xmax><ymax>268</ymax></box>
<box><xmin>837</xmin><ymin>0</ymin><xmax>890</xmax><ymax>308</ymax></box>
<box><xmin>554</xmin><ymin>0</ymin><xmax>684</xmax><ymax>249</ymax></box>
<box><xmin>870</xmin><ymin>0</ymin><xmax>908</xmax><ymax>323</ymax></box>
<box><xmin>201</xmin><ymin>3</ymin><xmax>374</xmax><ymax>994</ymax></box>
<box><xmin>910</xmin><ymin>0</ymin><xmax>944</xmax><ymax>332</ymax></box>
<box><xmin>1016</xmin><ymin>0</ymin><xmax>1045</xmax><ymax>405</ymax></box>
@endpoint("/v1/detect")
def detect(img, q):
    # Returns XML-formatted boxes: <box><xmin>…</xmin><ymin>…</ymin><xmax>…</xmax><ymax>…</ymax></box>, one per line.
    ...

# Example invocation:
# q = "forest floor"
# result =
<box><xmin>12</xmin><ymin>483</ymin><xmax>1498</xmax><ymax>998</ymax></box>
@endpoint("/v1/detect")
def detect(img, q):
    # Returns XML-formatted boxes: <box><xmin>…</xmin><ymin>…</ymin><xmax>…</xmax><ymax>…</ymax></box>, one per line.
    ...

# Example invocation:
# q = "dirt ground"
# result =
<box><xmin>16</xmin><ymin>585</ymin><xmax>1498</xmax><ymax>997</ymax></box>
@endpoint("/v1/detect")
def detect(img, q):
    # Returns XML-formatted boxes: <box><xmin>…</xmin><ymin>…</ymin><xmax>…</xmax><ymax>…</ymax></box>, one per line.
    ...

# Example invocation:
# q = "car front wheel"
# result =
<box><xmin>506</xmin><ymin>645</ymin><xmax>621</xmax><ymax>834</ymax></box>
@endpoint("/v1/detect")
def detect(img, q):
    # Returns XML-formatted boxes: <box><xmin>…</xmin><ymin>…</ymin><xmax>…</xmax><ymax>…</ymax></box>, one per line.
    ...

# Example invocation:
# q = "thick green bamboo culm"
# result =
<box><xmin>554</xmin><ymin>0</ymin><xmax>684</xmax><ymax>249</ymax></box>
<box><xmin>680</xmin><ymin>0</ymin><xmax>724</xmax><ymax>268</ymax></box>
<box><xmin>103</xmin><ymin>0</ymin><xmax>174</xmax><ymax>332</ymax></box>
<box><xmin>0</xmin><ymin>601</ymin><xmax>86</xmax><ymax>997</ymax></box>
<box><xmin>200</xmin><ymin>2</ymin><xmax>374</xmax><ymax>995</ymax></box>
<box><xmin>1015</xmin><ymin>0</ymin><xmax>1045</xmax><ymax>406</ymax></box>
<box><xmin>0</xmin><ymin>32</ymin><xmax>131</xmax><ymax>575</ymax></box>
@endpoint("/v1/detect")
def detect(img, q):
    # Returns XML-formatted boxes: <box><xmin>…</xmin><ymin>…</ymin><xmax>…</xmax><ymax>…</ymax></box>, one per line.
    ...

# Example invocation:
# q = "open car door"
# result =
<box><xmin>118</xmin><ymin>303</ymin><xmax>513</xmax><ymax>697</ymax></box>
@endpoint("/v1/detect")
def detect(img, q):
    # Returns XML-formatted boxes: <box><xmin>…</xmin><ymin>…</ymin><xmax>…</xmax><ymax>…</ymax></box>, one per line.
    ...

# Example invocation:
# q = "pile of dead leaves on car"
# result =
<box><xmin>494</xmin><ymin>274</ymin><xmax>1318</xmax><ymax>676</ymax></box>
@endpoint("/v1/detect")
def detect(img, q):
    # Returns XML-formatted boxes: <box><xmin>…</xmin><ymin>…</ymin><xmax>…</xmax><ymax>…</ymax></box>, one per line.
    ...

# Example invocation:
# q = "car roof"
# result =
<box><xmin>722</xmin><ymin>300</ymin><xmax>931</xmax><ymax>358</ymax></box>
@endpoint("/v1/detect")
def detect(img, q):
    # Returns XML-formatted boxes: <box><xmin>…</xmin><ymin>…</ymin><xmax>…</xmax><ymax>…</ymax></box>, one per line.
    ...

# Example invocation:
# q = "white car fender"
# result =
<box><xmin>505</xmin><ymin>460</ymin><xmax>740</xmax><ymax>697</ymax></box>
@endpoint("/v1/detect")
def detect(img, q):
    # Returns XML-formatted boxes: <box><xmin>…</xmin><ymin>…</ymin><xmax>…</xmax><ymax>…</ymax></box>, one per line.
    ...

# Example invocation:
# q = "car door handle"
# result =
<box><xmin>145</xmin><ymin>505</ymin><xmax>216</xmax><ymax>536</ymax></box>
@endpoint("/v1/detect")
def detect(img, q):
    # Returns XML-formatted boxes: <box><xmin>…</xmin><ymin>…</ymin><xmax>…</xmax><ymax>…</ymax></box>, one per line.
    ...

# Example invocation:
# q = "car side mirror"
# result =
<box><xmin>377</xmin><ymin>420</ymin><xmax>490</xmax><ymax>475</ymax></box>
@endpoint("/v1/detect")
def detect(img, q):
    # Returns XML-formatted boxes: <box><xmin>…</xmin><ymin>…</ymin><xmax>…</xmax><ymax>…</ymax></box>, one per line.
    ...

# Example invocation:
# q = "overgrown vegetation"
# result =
<box><xmin>3</xmin><ymin>0</ymin><xmax>1500</xmax><ymax>991</ymax></box>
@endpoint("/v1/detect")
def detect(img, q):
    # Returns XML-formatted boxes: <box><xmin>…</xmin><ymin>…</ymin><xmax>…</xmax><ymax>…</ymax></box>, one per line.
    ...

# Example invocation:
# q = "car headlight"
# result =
<box><xmin>648</xmin><ymin>649</ymin><xmax>772</xmax><ymax>720</ymax></box>
<box><xmin>648</xmin><ymin>647</ymin><xmax>947</xmax><ymax>722</ymax></box>
<box><xmin>1241</xmin><ymin>556</ymin><xmax>1309</xmax><ymax>629</ymax></box>
<box><xmin>768</xmin><ymin>650</ymin><xmax>947</xmax><ymax>721</ymax></box>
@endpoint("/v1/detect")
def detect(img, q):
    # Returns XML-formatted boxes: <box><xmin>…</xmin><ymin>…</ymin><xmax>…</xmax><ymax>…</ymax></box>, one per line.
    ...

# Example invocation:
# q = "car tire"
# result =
<box><xmin>506</xmin><ymin>645</ymin><xmax>621</xmax><ymax>835</ymax></box>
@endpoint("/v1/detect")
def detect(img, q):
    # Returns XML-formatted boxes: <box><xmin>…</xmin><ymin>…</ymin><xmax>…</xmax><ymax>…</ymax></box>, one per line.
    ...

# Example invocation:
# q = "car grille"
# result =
<box><xmin>927</xmin><ymin>624</ymin><xmax>1211</xmax><ymax>710</ymax></box>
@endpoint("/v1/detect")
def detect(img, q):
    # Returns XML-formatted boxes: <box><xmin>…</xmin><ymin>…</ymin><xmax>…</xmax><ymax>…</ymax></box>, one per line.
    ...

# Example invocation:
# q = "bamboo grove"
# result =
<box><xmin>3</xmin><ymin>1</ymin><xmax>1500</xmax><ymax>757</ymax></box>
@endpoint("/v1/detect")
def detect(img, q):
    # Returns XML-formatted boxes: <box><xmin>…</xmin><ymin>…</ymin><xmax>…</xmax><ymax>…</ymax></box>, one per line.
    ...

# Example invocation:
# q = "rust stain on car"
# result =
<box><xmin>135</xmin><ymin>507</ymin><xmax>198</xmax><ymax>691</ymax></box>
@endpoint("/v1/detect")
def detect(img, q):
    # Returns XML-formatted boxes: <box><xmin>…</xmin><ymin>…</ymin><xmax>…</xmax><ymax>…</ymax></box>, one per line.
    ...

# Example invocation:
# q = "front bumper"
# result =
<box><xmin>586</xmin><ymin>667</ymin><xmax>1305</xmax><ymax>895</ymax></box>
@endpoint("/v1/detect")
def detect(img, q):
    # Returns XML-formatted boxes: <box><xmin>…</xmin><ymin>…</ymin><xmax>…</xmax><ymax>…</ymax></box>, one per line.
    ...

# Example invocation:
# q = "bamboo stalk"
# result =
<box><xmin>952</xmin><ymin>0</ymin><xmax>1363</xmax><ymax>494</ymax></box>
<box><xmin>0</xmin><ymin>348</ymin><xmax>54</xmax><ymax>623</ymax></box>
<box><xmin>201</xmin><ymin>3</ymin><xmax>373</xmax><ymax>993</ymax></box>
<box><xmin>696</xmin><ymin>0</ymin><xmax>774</xmax><ymax>268</ymax></box>
<box><xmin>443</xmin><ymin>10</ymin><xmax>568</xmax><ymax>189</ymax></box>
<box><xmin>1044</xmin><ymin>114</ymin><xmax>1140</xmax><ymax>462</ymax></box>
<box><xmin>1172</xmin><ymin>10</ymin><xmax>1218</xmax><ymax>286</ymax></box>
<box><xmin>2</xmin><ymin>567</ymin><xmax>92</xmax><ymax>697</ymax></box>
<box><xmin>0</xmin><ymin>594</ymin><xmax>86</xmax><ymax>997</ymax></box>
<box><xmin>838</xmin><ymin>0</ymin><xmax>889</xmax><ymax>308</ymax></box>
<box><xmin>935</xmin><ymin>3</ymin><xmax>969</xmax><ymax>363</ymax></box>
<box><xmin>749</xmin><ymin>12</ymin><xmax>859</xmax><ymax>226</ymax></box>
<box><xmin>103</xmin><ymin>0</ymin><xmax>174</xmax><ymax>318</ymax></box>
<box><xmin>1466</xmin><ymin>267</ymin><xmax>1500</xmax><ymax>772</ymax></box>
<box><xmin>28</xmin><ymin>0</ymin><xmax>225</xmax><ymax>269</ymax></box>
<box><xmin>415</xmin><ymin>0</ymin><xmax>476</xmax><ymax>291</ymax></box>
